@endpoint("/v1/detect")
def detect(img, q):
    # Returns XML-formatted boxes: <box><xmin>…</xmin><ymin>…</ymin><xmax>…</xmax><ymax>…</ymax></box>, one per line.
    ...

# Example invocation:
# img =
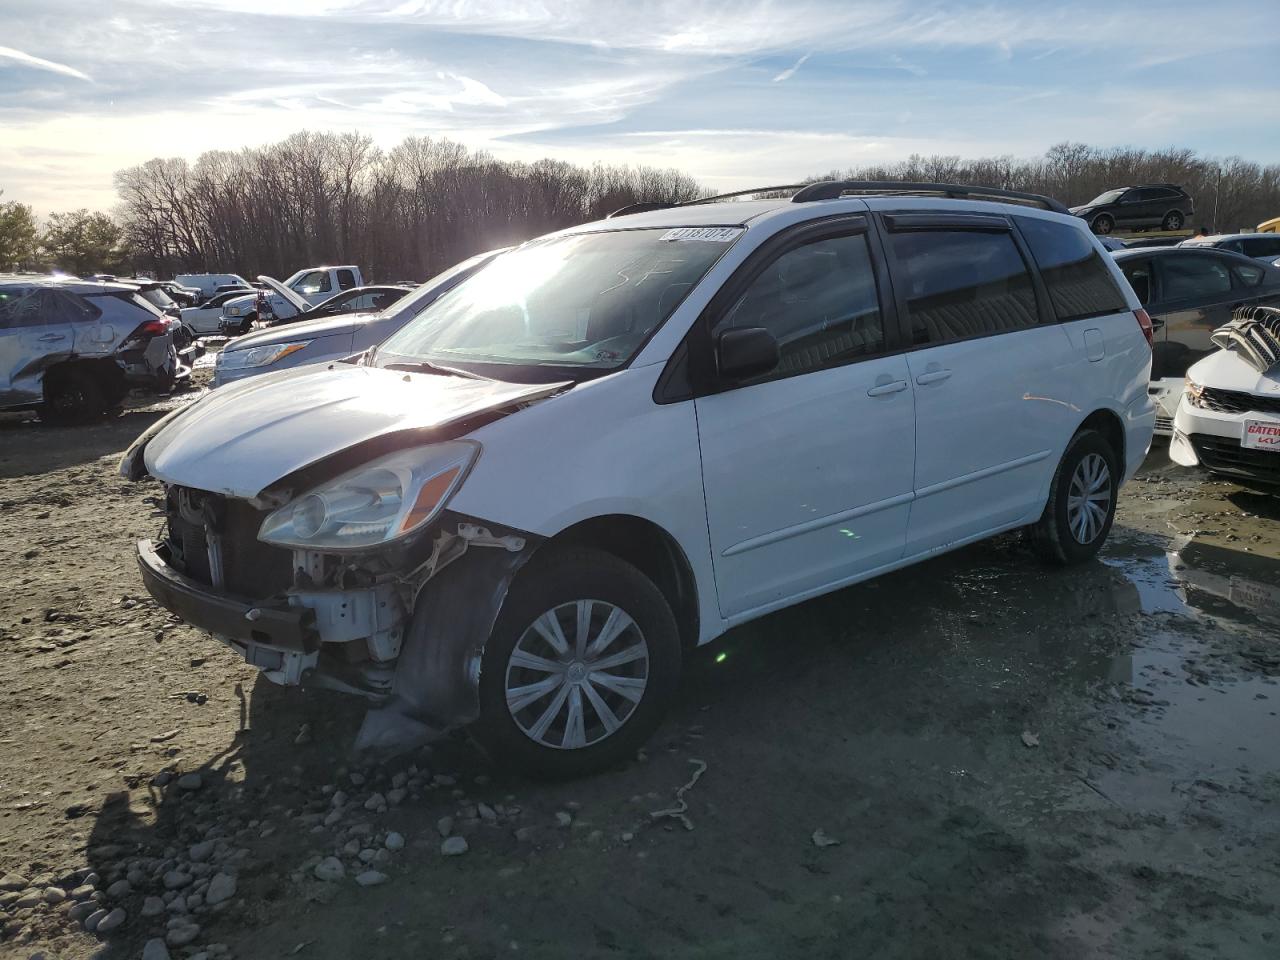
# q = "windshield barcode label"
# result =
<box><xmin>661</xmin><ymin>227</ymin><xmax>743</xmax><ymax>243</ymax></box>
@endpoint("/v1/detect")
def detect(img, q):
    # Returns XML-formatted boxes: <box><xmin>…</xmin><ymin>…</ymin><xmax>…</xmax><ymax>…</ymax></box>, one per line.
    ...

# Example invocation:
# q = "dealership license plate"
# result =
<box><xmin>1242</xmin><ymin>420</ymin><xmax>1280</xmax><ymax>451</ymax></box>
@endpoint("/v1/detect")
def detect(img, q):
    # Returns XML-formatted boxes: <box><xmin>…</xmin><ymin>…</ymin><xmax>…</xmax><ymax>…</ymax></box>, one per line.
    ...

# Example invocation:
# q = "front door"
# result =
<box><xmin>694</xmin><ymin>221</ymin><xmax>915</xmax><ymax>619</ymax></box>
<box><xmin>880</xmin><ymin>214</ymin><xmax>1076</xmax><ymax>554</ymax></box>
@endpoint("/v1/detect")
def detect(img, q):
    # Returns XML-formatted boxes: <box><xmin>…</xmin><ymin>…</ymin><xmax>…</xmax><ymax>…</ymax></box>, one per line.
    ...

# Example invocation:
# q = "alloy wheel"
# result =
<box><xmin>1066</xmin><ymin>453</ymin><xmax>1112</xmax><ymax>544</ymax></box>
<box><xmin>504</xmin><ymin>599</ymin><xmax>650</xmax><ymax>750</ymax></box>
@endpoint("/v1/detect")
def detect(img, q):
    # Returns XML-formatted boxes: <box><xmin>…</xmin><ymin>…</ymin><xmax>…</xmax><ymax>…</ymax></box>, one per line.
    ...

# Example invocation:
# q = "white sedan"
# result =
<box><xmin>180</xmin><ymin>287</ymin><xmax>253</xmax><ymax>335</ymax></box>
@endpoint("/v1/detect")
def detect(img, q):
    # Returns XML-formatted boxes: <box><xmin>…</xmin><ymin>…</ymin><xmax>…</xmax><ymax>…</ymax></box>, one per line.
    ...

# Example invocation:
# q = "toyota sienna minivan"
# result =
<box><xmin>122</xmin><ymin>182</ymin><xmax>1156</xmax><ymax>777</ymax></box>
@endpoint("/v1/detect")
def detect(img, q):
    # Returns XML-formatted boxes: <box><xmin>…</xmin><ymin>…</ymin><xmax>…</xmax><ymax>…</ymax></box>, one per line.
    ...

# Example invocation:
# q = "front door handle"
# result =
<box><xmin>915</xmin><ymin>369</ymin><xmax>952</xmax><ymax>385</ymax></box>
<box><xmin>866</xmin><ymin>379</ymin><xmax>908</xmax><ymax>397</ymax></box>
<box><xmin>38</xmin><ymin>333</ymin><xmax>66</xmax><ymax>342</ymax></box>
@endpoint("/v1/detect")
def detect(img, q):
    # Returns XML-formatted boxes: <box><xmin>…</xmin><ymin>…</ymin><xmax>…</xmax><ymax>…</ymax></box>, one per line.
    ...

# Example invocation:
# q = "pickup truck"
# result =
<box><xmin>219</xmin><ymin>265</ymin><xmax>363</xmax><ymax>334</ymax></box>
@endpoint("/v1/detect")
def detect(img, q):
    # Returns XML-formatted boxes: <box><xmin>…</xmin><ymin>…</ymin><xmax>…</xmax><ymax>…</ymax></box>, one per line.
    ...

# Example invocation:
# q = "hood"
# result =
<box><xmin>1068</xmin><ymin>205</ymin><xmax>1093</xmax><ymax>215</ymax></box>
<box><xmin>258</xmin><ymin>274</ymin><xmax>311</xmax><ymax>312</ymax></box>
<box><xmin>143</xmin><ymin>364</ymin><xmax>570</xmax><ymax>499</ymax></box>
<box><xmin>224</xmin><ymin>311</ymin><xmax>368</xmax><ymax>352</ymax></box>
<box><xmin>1188</xmin><ymin>348</ymin><xmax>1280</xmax><ymax>395</ymax></box>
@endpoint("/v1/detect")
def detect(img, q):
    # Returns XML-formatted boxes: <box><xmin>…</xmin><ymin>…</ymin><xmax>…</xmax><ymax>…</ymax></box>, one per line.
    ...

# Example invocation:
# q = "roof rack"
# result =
<box><xmin>791</xmin><ymin>180</ymin><xmax>1069</xmax><ymax>214</ymax></box>
<box><xmin>608</xmin><ymin>180</ymin><xmax>1069</xmax><ymax>218</ymax></box>
<box><xmin>607</xmin><ymin>185</ymin><xmax>807</xmax><ymax>219</ymax></box>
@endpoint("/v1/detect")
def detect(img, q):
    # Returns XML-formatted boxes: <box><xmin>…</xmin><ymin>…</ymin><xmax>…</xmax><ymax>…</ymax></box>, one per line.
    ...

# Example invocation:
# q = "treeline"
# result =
<box><xmin>113</xmin><ymin>132</ymin><xmax>703</xmax><ymax>282</ymax></box>
<box><xmin>816</xmin><ymin>142</ymin><xmax>1280</xmax><ymax>232</ymax></box>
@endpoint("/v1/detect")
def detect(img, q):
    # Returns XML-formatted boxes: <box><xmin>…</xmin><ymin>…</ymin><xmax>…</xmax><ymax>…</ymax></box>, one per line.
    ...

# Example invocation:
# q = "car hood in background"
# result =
<box><xmin>225</xmin><ymin>312</ymin><xmax>373</xmax><ymax>351</ymax></box>
<box><xmin>1189</xmin><ymin>348</ymin><xmax>1280</xmax><ymax>396</ymax></box>
<box><xmin>1068</xmin><ymin>205</ymin><xmax>1094</xmax><ymax>215</ymax></box>
<box><xmin>143</xmin><ymin>365</ymin><xmax>570</xmax><ymax>498</ymax></box>
<box><xmin>258</xmin><ymin>274</ymin><xmax>311</xmax><ymax>312</ymax></box>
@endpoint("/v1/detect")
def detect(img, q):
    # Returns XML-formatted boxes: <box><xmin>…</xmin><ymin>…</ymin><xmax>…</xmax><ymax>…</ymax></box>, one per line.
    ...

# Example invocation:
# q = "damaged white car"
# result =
<box><xmin>122</xmin><ymin>181</ymin><xmax>1155</xmax><ymax>776</ymax></box>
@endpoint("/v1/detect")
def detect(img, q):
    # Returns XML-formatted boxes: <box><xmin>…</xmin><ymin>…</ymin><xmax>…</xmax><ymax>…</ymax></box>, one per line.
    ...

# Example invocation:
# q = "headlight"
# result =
<box><xmin>1185</xmin><ymin>376</ymin><xmax>1205</xmax><ymax>407</ymax></box>
<box><xmin>226</xmin><ymin>306</ymin><xmax>242</xmax><ymax>316</ymax></box>
<box><xmin>217</xmin><ymin>341</ymin><xmax>311</xmax><ymax>370</ymax></box>
<box><xmin>258</xmin><ymin>441</ymin><xmax>480</xmax><ymax>550</ymax></box>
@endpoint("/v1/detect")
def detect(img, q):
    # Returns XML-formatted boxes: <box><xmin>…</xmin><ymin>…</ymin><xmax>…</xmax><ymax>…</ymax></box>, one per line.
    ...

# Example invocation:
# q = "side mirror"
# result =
<box><xmin>716</xmin><ymin>326</ymin><xmax>779</xmax><ymax>381</ymax></box>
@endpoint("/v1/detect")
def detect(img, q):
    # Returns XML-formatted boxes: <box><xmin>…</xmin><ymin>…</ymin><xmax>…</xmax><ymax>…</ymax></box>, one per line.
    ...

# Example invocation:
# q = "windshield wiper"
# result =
<box><xmin>384</xmin><ymin>360</ymin><xmax>491</xmax><ymax>381</ymax></box>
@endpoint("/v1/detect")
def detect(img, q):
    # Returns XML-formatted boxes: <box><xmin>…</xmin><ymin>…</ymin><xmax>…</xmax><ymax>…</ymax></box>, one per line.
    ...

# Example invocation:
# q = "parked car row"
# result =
<box><xmin>0</xmin><ymin>275</ymin><xmax>192</xmax><ymax>422</ymax></box>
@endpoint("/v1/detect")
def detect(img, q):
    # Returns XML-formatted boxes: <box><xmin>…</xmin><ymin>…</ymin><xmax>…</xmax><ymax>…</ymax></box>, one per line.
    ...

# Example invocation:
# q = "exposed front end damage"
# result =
<box><xmin>135</xmin><ymin>483</ymin><xmax>539</xmax><ymax>749</ymax></box>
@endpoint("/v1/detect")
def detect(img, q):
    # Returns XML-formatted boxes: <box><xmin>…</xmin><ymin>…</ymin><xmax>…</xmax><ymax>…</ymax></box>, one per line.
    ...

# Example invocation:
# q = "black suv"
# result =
<box><xmin>1070</xmin><ymin>184</ymin><xmax>1194</xmax><ymax>235</ymax></box>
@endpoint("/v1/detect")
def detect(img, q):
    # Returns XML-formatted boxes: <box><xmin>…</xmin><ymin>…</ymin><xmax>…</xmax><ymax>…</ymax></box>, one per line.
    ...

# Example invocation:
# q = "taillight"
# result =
<box><xmin>129</xmin><ymin>319</ymin><xmax>171</xmax><ymax>339</ymax></box>
<box><xmin>1134</xmin><ymin>309</ymin><xmax>1154</xmax><ymax>348</ymax></box>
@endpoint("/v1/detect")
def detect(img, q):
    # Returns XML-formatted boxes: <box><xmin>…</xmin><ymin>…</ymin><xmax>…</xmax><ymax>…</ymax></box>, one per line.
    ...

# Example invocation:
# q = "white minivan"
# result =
<box><xmin>122</xmin><ymin>182</ymin><xmax>1155</xmax><ymax>777</ymax></box>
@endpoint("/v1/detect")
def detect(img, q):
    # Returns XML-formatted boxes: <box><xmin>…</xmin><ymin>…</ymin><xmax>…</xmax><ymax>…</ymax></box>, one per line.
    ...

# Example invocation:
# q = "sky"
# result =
<box><xmin>1</xmin><ymin>0</ymin><xmax>1277</xmax><ymax>214</ymax></box>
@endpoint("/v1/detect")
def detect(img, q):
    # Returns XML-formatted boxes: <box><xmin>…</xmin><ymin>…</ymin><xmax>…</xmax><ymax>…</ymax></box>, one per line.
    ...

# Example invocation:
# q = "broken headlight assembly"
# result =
<box><xmin>218</xmin><ymin>341</ymin><xmax>311</xmax><ymax>370</ymax></box>
<box><xmin>258</xmin><ymin>441</ymin><xmax>480</xmax><ymax>551</ymax></box>
<box><xmin>1184</xmin><ymin>375</ymin><xmax>1205</xmax><ymax>408</ymax></box>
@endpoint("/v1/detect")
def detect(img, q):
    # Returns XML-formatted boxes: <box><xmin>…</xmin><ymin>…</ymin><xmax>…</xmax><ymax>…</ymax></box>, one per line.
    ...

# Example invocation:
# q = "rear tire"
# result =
<box><xmin>474</xmin><ymin>547</ymin><xmax>681</xmax><ymax>779</ymax></box>
<box><xmin>1027</xmin><ymin>429</ymin><xmax>1119</xmax><ymax>565</ymax></box>
<box><xmin>1162</xmin><ymin>210</ymin><xmax>1184</xmax><ymax>231</ymax></box>
<box><xmin>41</xmin><ymin>371</ymin><xmax>107</xmax><ymax>425</ymax></box>
<box><xmin>1091</xmin><ymin>214</ymin><xmax>1115</xmax><ymax>235</ymax></box>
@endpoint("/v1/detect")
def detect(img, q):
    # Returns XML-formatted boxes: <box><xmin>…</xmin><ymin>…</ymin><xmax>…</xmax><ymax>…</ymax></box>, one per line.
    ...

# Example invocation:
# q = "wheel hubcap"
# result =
<box><xmin>505</xmin><ymin>599</ymin><xmax>649</xmax><ymax>750</ymax></box>
<box><xmin>1066</xmin><ymin>453</ymin><xmax>1112</xmax><ymax>545</ymax></box>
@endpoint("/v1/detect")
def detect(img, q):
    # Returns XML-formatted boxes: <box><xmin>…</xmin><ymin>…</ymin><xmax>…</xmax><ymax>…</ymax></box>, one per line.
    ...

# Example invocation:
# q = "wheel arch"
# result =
<box><xmin>1076</xmin><ymin>407</ymin><xmax>1125</xmax><ymax>467</ymax></box>
<box><xmin>536</xmin><ymin>514</ymin><xmax>700</xmax><ymax>651</ymax></box>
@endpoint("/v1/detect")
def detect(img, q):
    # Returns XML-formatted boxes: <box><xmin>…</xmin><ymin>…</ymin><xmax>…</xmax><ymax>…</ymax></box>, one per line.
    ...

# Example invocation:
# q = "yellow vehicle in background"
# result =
<box><xmin>1258</xmin><ymin>217</ymin><xmax>1280</xmax><ymax>233</ymax></box>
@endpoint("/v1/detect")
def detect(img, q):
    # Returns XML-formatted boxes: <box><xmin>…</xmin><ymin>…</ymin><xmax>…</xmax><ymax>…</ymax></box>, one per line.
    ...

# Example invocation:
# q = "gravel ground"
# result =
<box><xmin>1</xmin><ymin>392</ymin><xmax>1278</xmax><ymax>960</ymax></box>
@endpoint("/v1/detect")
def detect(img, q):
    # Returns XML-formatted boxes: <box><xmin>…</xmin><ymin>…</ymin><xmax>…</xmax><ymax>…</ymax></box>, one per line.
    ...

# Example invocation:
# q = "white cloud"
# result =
<box><xmin>0</xmin><ymin>45</ymin><xmax>92</xmax><ymax>82</ymax></box>
<box><xmin>771</xmin><ymin>53</ymin><xmax>810</xmax><ymax>83</ymax></box>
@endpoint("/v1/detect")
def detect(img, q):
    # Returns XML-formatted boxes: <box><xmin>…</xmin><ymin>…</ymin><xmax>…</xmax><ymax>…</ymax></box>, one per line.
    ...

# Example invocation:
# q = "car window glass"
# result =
<box><xmin>1120</xmin><ymin>261</ymin><xmax>1152</xmax><ymax>304</ymax></box>
<box><xmin>1231</xmin><ymin>262</ymin><xmax>1264</xmax><ymax>287</ymax></box>
<box><xmin>889</xmin><ymin>229</ymin><xmax>1037</xmax><ymax>344</ymax></box>
<box><xmin>1242</xmin><ymin>237</ymin><xmax>1280</xmax><ymax>258</ymax></box>
<box><xmin>1160</xmin><ymin>255</ymin><xmax>1232</xmax><ymax>300</ymax></box>
<box><xmin>49</xmin><ymin>291</ymin><xmax>101</xmax><ymax>324</ymax></box>
<box><xmin>716</xmin><ymin>232</ymin><xmax>884</xmax><ymax>375</ymax></box>
<box><xmin>1018</xmin><ymin>217</ymin><xmax>1129</xmax><ymax>321</ymax></box>
<box><xmin>296</xmin><ymin>270</ymin><xmax>331</xmax><ymax>295</ymax></box>
<box><xmin>337</xmin><ymin>269</ymin><xmax>356</xmax><ymax>290</ymax></box>
<box><xmin>0</xmin><ymin>288</ymin><xmax>40</xmax><ymax>328</ymax></box>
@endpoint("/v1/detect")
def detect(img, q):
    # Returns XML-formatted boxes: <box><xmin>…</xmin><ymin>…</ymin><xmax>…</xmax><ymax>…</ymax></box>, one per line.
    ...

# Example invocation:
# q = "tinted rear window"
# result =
<box><xmin>1018</xmin><ymin>217</ymin><xmax>1130</xmax><ymax>322</ymax></box>
<box><xmin>889</xmin><ymin>229</ymin><xmax>1038</xmax><ymax>345</ymax></box>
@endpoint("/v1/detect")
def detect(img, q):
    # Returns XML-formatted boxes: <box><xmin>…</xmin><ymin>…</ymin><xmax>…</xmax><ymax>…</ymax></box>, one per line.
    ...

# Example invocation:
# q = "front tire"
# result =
<box><xmin>1162</xmin><ymin>210</ymin><xmax>1184</xmax><ymax>231</ymax></box>
<box><xmin>1027</xmin><ymin>429</ymin><xmax>1119</xmax><ymax>565</ymax></box>
<box><xmin>475</xmin><ymin>548</ymin><xmax>681</xmax><ymax>779</ymax></box>
<box><xmin>1091</xmin><ymin>214</ymin><xmax>1115</xmax><ymax>235</ymax></box>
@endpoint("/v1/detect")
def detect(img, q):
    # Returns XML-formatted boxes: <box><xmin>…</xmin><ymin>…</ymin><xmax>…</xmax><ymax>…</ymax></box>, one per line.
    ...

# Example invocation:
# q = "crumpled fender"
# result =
<box><xmin>353</xmin><ymin>539</ymin><xmax>537</xmax><ymax>753</ymax></box>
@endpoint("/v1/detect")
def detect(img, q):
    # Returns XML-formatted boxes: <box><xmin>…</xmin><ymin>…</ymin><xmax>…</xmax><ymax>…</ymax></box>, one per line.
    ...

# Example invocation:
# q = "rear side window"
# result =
<box><xmin>717</xmin><ymin>232</ymin><xmax>885</xmax><ymax>375</ymax></box>
<box><xmin>50</xmin><ymin>291</ymin><xmax>102</xmax><ymax>324</ymax></box>
<box><xmin>1232</xmin><ymin>262</ymin><xmax>1265</xmax><ymax>287</ymax></box>
<box><xmin>1018</xmin><ymin>217</ymin><xmax>1129</xmax><ymax>322</ymax></box>
<box><xmin>337</xmin><ymin>269</ymin><xmax>357</xmax><ymax>290</ymax></box>
<box><xmin>1160</xmin><ymin>255</ymin><xmax>1231</xmax><ymax>300</ymax></box>
<box><xmin>888</xmin><ymin>229</ymin><xmax>1037</xmax><ymax>345</ymax></box>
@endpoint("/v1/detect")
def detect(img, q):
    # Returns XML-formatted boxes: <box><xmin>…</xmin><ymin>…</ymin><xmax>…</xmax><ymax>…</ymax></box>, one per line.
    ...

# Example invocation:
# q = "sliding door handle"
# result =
<box><xmin>915</xmin><ymin>369</ymin><xmax>952</xmax><ymax>385</ymax></box>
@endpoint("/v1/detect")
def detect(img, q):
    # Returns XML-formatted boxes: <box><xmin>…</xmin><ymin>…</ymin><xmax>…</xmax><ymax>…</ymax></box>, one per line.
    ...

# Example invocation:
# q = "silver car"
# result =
<box><xmin>0</xmin><ymin>276</ymin><xmax>183</xmax><ymax>422</ymax></box>
<box><xmin>212</xmin><ymin>250</ymin><xmax>505</xmax><ymax>388</ymax></box>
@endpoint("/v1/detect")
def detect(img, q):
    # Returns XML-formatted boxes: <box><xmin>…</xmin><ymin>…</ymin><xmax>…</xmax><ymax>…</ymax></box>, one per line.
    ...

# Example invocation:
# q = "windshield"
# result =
<box><xmin>1087</xmin><ymin>189</ymin><xmax>1125</xmax><ymax>206</ymax></box>
<box><xmin>375</xmin><ymin>250</ymin><xmax>503</xmax><ymax>323</ymax></box>
<box><xmin>376</xmin><ymin>227</ymin><xmax>739</xmax><ymax>372</ymax></box>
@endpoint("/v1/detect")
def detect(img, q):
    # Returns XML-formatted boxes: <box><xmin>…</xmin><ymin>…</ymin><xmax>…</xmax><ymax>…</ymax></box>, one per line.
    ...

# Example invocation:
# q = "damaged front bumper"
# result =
<box><xmin>135</xmin><ymin>512</ymin><xmax>540</xmax><ymax>748</ymax></box>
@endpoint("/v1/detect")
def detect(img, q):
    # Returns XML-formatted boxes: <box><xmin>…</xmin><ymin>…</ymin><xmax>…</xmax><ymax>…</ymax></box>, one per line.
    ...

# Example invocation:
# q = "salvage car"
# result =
<box><xmin>1</xmin><ymin>276</ymin><xmax>186</xmax><ymax>421</ymax></box>
<box><xmin>212</xmin><ymin>252</ymin><xmax>503</xmax><ymax>388</ymax></box>
<box><xmin>1171</xmin><ymin>305</ymin><xmax>1280</xmax><ymax>484</ymax></box>
<box><xmin>1071</xmin><ymin>184</ymin><xmax>1194</xmax><ymax>235</ymax></box>
<box><xmin>122</xmin><ymin>181</ymin><xmax>1155</xmax><ymax>776</ymax></box>
<box><xmin>181</xmin><ymin>288</ymin><xmax>257</xmax><ymax>336</ymax></box>
<box><xmin>1179</xmin><ymin>232</ymin><xmax>1280</xmax><ymax>263</ymax></box>
<box><xmin>173</xmin><ymin>273</ymin><xmax>252</xmax><ymax>302</ymax></box>
<box><xmin>1113</xmin><ymin>247</ymin><xmax>1280</xmax><ymax>433</ymax></box>
<box><xmin>219</xmin><ymin>265</ymin><xmax>364</xmax><ymax>332</ymax></box>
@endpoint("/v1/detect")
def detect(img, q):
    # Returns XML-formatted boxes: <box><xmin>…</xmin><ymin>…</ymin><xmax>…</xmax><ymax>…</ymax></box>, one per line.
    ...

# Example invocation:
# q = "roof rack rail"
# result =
<box><xmin>607</xmin><ymin>184</ymin><xmax>808</xmax><ymax>219</ymax></box>
<box><xmin>791</xmin><ymin>180</ymin><xmax>1069</xmax><ymax>214</ymax></box>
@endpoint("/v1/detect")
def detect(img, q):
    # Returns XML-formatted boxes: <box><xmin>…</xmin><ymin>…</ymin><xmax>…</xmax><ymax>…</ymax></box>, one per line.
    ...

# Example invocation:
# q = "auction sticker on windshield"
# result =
<box><xmin>661</xmin><ymin>227</ymin><xmax>743</xmax><ymax>243</ymax></box>
<box><xmin>1242</xmin><ymin>419</ymin><xmax>1280</xmax><ymax>451</ymax></box>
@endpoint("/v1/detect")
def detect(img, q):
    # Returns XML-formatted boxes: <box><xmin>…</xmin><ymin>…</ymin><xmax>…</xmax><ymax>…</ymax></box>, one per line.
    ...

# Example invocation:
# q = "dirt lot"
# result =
<box><xmin>1</xmin><ymin>392</ymin><xmax>1278</xmax><ymax>960</ymax></box>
